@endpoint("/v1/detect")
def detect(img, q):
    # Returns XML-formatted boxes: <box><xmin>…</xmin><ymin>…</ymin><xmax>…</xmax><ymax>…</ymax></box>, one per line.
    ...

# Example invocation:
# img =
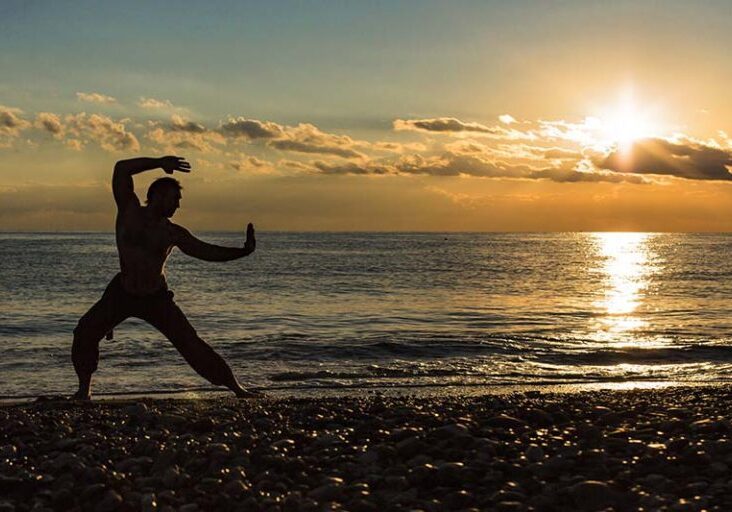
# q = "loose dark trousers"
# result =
<box><xmin>72</xmin><ymin>274</ymin><xmax>230</xmax><ymax>386</ymax></box>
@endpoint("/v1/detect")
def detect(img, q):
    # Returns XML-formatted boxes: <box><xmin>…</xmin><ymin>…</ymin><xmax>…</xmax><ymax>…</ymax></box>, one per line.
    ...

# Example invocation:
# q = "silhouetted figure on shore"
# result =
<box><xmin>71</xmin><ymin>156</ymin><xmax>257</xmax><ymax>399</ymax></box>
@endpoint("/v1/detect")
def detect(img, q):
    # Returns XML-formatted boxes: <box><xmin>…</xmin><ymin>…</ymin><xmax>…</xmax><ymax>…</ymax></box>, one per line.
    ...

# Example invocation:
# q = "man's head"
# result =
<box><xmin>147</xmin><ymin>177</ymin><xmax>182</xmax><ymax>218</ymax></box>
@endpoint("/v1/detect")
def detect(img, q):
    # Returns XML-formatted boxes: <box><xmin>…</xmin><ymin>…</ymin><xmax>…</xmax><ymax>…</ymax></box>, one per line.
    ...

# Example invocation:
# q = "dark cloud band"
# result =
<box><xmin>598</xmin><ymin>138</ymin><xmax>732</xmax><ymax>181</ymax></box>
<box><xmin>394</xmin><ymin>117</ymin><xmax>499</xmax><ymax>134</ymax></box>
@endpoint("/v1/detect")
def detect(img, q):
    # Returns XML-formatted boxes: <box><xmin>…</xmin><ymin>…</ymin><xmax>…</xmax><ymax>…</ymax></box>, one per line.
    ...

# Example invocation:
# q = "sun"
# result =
<box><xmin>594</xmin><ymin>90</ymin><xmax>661</xmax><ymax>152</ymax></box>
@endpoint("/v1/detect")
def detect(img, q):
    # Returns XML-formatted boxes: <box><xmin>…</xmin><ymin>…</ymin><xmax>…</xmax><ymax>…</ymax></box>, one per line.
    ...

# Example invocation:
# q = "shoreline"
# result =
<box><xmin>0</xmin><ymin>378</ymin><xmax>721</xmax><ymax>405</ymax></box>
<box><xmin>3</xmin><ymin>384</ymin><xmax>732</xmax><ymax>510</ymax></box>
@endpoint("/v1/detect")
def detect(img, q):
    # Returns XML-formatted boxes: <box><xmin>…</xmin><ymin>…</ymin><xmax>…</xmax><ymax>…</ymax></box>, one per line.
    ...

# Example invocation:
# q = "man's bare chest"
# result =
<box><xmin>118</xmin><ymin>211</ymin><xmax>173</xmax><ymax>255</ymax></box>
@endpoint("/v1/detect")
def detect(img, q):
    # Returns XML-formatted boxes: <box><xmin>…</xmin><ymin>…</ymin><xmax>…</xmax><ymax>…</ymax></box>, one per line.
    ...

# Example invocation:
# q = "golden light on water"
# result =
<box><xmin>593</xmin><ymin>232</ymin><xmax>655</xmax><ymax>337</ymax></box>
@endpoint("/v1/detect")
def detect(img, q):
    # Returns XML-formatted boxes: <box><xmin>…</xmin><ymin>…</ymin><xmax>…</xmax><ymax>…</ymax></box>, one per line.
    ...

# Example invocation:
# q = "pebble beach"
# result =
<box><xmin>2</xmin><ymin>386</ymin><xmax>732</xmax><ymax>511</ymax></box>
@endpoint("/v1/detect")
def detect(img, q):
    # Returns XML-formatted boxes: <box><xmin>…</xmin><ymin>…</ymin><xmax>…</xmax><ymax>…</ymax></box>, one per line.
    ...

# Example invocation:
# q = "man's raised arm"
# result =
<box><xmin>113</xmin><ymin>156</ymin><xmax>191</xmax><ymax>209</ymax></box>
<box><xmin>174</xmin><ymin>223</ymin><xmax>256</xmax><ymax>262</ymax></box>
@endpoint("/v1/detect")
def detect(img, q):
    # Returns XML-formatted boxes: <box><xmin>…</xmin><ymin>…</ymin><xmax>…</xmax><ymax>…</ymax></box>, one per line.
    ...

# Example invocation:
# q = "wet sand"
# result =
<box><xmin>2</xmin><ymin>385</ymin><xmax>732</xmax><ymax>511</ymax></box>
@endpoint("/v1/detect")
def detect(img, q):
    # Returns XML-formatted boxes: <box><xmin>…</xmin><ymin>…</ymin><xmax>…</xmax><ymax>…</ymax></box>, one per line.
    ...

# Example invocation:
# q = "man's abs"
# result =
<box><xmin>116</xmin><ymin>207</ymin><xmax>174</xmax><ymax>295</ymax></box>
<box><xmin>118</xmin><ymin>257</ymin><xmax>168</xmax><ymax>295</ymax></box>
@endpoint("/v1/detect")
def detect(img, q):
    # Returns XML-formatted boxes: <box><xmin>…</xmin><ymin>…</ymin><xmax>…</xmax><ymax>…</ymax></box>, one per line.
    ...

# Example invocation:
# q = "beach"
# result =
<box><xmin>2</xmin><ymin>385</ymin><xmax>731</xmax><ymax>511</ymax></box>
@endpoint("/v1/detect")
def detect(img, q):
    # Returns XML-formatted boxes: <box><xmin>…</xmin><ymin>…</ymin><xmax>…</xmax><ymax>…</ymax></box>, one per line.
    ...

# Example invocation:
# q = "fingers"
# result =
<box><xmin>176</xmin><ymin>158</ymin><xmax>192</xmax><ymax>173</ymax></box>
<box><xmin>244</xmin><ymin>223</ymin><xmax>256</xmax><ymax>253</ymax></box>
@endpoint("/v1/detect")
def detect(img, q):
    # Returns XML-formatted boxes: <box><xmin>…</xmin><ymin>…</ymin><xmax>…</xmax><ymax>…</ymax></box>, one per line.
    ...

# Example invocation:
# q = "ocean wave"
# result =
<box><xmin>269</xmin><ymin>365</ymin><xmax>468</xmax><ymax>382</ymax></box>
<box><xmin>539</xmin><ymin>344</ymin><xmax>732</xmax><ymax>366</ymax></box>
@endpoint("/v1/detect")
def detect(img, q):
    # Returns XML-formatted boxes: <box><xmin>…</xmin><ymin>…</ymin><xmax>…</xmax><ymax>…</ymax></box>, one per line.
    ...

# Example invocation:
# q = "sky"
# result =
<box><xmin>3</xmin><ymin>0</ymin><xmax>732</xmax><ymax>231</ymax></box>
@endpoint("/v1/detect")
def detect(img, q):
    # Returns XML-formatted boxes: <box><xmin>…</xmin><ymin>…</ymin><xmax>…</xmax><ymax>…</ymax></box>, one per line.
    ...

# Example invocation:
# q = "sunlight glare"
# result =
<box><xmin>597</xmin><ymin>92</ymin><xmax>657</xmax><ymax>153</ymax></box>
<box><xmin>593</xmin><ymin>232</ymin><xmax>655</xmax><ymax>336</ymax></box>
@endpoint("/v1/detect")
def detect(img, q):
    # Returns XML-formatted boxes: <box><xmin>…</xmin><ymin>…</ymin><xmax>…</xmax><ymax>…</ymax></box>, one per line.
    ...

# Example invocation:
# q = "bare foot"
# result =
<box><xmin>70</xmin><ymin>390</ymin><xmax>91</xmax><ymax>401</ymax></box>
<box><xmin>234</xmin><ymin>387</ymin><xmax>263</xmax><ymax>398</ymax></box>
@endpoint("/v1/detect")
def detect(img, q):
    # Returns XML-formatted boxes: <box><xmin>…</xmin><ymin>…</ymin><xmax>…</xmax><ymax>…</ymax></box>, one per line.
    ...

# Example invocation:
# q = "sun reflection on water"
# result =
<box><xmin>593</xmin><ymin>232</ymin><xmax>656</xmax><ymax>337</ymax></box>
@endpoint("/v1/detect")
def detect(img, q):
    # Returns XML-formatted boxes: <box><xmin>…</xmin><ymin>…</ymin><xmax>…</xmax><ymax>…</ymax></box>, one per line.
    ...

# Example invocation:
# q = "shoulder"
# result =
<box><xmin>116</xmin><ymin>193</ymin><xmax>141</xmax><ymax>212</ymax></box>
<box><xmin>168</xmin><ymin>222</ymin><xmax>191</xmax><ymax>243</ymax></box>
<box><xmin>117</xmin><ymin>198</ymin><xmax>142</xmax><ymax>218</ymax></box>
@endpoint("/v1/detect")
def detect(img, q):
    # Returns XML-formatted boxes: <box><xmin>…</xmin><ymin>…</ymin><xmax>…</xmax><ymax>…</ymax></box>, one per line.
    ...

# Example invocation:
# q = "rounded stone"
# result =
<box><xmin>308</xmin><ymin>483</ymin><xmax>344</xmax><ymax>502</ymax></box>
<box><xmin>570</xmin><ymin>481</ymin><xmax>618</xmax><ymax>511</ymax></box>
<box><xmin>95</xmin><ymin>490</ymin><xmax>123</xmax><ymax>512</ymax></box>
<box><xmin>525</xmin><ymin>445</ymin><xmax>545</xmax><ymax>462</ymax></box>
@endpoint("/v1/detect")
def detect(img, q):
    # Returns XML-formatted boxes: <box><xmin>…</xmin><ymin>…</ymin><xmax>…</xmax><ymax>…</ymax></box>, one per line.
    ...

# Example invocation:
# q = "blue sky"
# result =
<box><xmin>4</xmin><ymin>0</ymin><xmax>730</xmax><ymax>125</ymax></box>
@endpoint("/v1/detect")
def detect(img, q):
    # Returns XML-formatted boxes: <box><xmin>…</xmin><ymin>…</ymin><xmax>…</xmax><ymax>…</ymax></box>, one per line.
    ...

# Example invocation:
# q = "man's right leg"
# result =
<box><xmin>71</xmin><ymin>276</ymin><xmax>128</xmax><ymax>399</ymax></box>
<box><xmin>140</xmin><ymin>293</ymin><xmax>257</xmax><ymax>397</ymax></box>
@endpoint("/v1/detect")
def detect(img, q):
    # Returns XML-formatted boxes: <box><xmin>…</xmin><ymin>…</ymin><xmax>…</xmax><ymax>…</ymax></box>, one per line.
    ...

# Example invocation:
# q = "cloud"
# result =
<box><xmin>35</xmin><ymin>113</ymin><xmax>64</xmax><ymax>138</ymax></box>
<box><xmin>312</xmin><ymin>161</ymin><xmax>394</xmax><ymax>175</ymax></box>
<box><xmin>0</xmin><ymin>105</ymin><xmax>710</xmax><ymax>187</ymax></box>
<box><xmin>169</xmin><ymin>115</ymin><xmax>207</xmax><ymax>133</ymax></box>
<box><xmin>138</xmin><ymin>97</ymin><xmax>174</xmax><ymax>110</ymax></box>
<box><xmin>395</xmin><ymin>153</ymin><xmax>534</xmax><ymax>178</ymax></box>
<box><xmin>66</xmin><ymin>139</ymin><xmax>83</xmax><ymax>151</ymax></box>
<box><xmin>219</xmin><ymin>117</ymin><xmax>283</xmax><ymax>139</ymax></box>
<box><xmin>147</xmin><ymin>116</ymin><xmax>365</xmax><ymax>158</ymax></box>
<box><xmin>529</xmin><ymin>167</ymin><xmax>646</xmax><ymax>184</ymax></box>
<box><xmin>280</xmin><ymin>160</ymin><xmax>313</xmax><ymax>171</ymax></box>
<box><xmin>394</xmin><ymin>117</ymin><xmax>499</xmax><ymax>134</ymax></box>
<box><xmin>146</xmin><ymin>115</ymin><xmax>224</xmax><ymax>153</ymax></box>
<box><xmin>268</xmin><ymin>123</ymin><xmax>365</xmax><ymax>159</ymax></box>
<box><xmin>440</xmin><ymin>140</ymin><xmax>585</xmax><ymax>167</ymax></box>
<box><xmin>371</xmin><ymin>141</ymin><xmax>427</xmax><ymax>153</ymax></box>
<box><xmin>229</xmin><ymin>155</ymin><xmax>277</xmax><ymax>175</ymax></box>
<box><xmin>443</xmin><ymin>140</ymin><xmax>495</xmax><ymax>155</ymax></box>
<box><xmin>269</xmin><ymin>139</ymin><xmax>363</xmax><ymax>159</ymax></box>
<box><xmin>306</xmin><ymin>152</ymin><xmax>643</xmax><ymax>183</ymax></box>
<box><xmin>499</xmin><ymin>114</ymin><xmax>517</xmax><ymax>125</ymax></box>
<box><xmin>597</xmin><ymin>138</ymin><xmax>732</xmax><ymax>181</ymax></box>
<box><xmin>147</xmin><ymin>127</ymin><xmax>219</xmax><ymax>152</ymax></box>
<box><xmin>394</xmin><ymin>117</ymin><xmax>538</xmax><ymax>142</ymax></box>
<box><xmin>398</xmin><ymin>153</ymin><xmax>644</xmax><ymax>183</ymax></box>
<box><xmin>544</xmin><ymin>147</ymin><xmax>583</xmax><ymax>160</ymax></box>
<box><xmin>65</xmin><ymin>113</ymin><xmax>140</xmax><ymax>152</ymax></box>
<box><xmin>76</xmin><ymin>92</ymin><xmax>117</xmax><ymax>104</ymax></box>
<box><xmin>218</xmin><ymin>117</ymin><xmax>374</xmax><ymax>159</ymax></box>
<box><xmin>0</xmin><ymin>105</ymin><xmax>31</xmax><ymax>139</ymax></box>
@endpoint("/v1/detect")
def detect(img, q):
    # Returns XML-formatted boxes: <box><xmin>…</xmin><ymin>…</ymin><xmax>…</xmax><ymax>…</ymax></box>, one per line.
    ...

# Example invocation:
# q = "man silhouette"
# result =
<box><xmin>71</xmin><ymin>156</ymin><xmax>257</xmax><ymax>399</ymax></box>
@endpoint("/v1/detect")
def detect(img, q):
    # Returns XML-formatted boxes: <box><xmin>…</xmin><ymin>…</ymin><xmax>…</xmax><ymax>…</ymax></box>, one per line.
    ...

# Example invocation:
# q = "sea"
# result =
<box><xmin>3</xmin><ymin>232</ymin><xmax>732</xmax><ymax>399</ymax></box>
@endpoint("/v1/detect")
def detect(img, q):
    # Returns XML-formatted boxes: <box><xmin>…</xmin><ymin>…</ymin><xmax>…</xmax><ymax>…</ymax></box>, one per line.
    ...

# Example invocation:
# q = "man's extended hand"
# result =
<box><xmin>160</xmin><ymin>156</ymin><xmax>191</xmax><ymax>175</ymax></box>
<box><xmin>244</xmin><ymin>223</ymin><xmax>256</xmax><ymax>255</ymax></box>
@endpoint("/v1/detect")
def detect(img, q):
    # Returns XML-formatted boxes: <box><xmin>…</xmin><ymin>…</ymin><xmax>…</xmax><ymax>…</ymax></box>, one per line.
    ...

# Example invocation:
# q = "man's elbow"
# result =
<box><xmin>113</xmin><ymin>161</ymin><xmax>127</xmax><ymax>174</ymax></box>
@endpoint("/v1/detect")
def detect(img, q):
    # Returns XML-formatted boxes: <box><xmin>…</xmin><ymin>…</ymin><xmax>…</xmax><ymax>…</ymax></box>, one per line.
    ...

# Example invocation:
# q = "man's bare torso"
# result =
<box><xmin>116</xmin><ymin>203</ymin><xmax>176</xmax><ymax>295</ymax></box>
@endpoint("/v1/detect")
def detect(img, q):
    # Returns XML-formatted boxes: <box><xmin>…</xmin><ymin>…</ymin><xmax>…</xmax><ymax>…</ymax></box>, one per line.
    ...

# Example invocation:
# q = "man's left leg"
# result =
<box><xmin>71</xmin><ymin>275</ymin><xmax>130</xmax><ymax>399</ymax></box>
<box><xmin>139</xmin><ymin>291</ymin><xmax>256</xmax><ymax>397</ymax></box>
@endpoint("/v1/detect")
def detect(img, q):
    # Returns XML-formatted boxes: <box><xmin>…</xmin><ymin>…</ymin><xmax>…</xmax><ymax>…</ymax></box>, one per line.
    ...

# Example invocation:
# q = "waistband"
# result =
<box><xmin>113</xmin><ymin>273</ymin><xmax>171</xmax><ymax>299</ymax></box>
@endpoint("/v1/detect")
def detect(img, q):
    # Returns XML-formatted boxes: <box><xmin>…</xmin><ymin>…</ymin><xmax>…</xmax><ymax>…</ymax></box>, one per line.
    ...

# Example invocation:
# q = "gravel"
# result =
<box><xmin>3</xmin><ymin>385</ymin><xmax>732</xmax><ymax>511</ymax></box>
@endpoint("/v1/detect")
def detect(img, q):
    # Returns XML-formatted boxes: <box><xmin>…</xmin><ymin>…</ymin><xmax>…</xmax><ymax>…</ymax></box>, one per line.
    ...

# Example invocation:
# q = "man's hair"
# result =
<box><xmin>147</xmin><ymin>177</ymin><xmax>182</xmax><ymax>204</ymax></box>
